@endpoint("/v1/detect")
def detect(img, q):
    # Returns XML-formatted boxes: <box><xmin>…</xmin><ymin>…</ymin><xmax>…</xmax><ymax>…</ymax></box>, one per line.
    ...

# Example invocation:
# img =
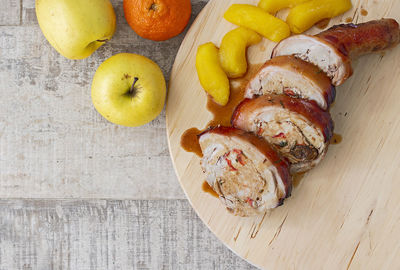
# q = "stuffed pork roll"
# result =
<box><xmin>199</xmin><ymin>126</ymin><xmax>291</xmax><ymax>216</ymax></box>
<box><xmin>232</xmin><ymin>94</ymin><xmax>334</xmax><ymax>173</ymax></box>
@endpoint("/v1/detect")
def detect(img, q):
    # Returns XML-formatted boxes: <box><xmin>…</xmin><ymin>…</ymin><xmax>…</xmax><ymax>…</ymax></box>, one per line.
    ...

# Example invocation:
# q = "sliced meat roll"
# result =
<box><xmin>232</xmin><ymin>94</ymin><xmax>334</xmax><ymax>173</ymax></box>
<box><xmin>272</xmin><ymin>34</ymin><xmax>352</xmax><ymax>86</ymax></box>
<box><xmin>199</xmin><ymin>126</ymin><xmax>291</xmax><ymax>217</ymax></box>
<box><xmin>245</xmin><ymin>55</ymin><xmax>335</xmax><ymax>110</ymax></box>
<box><xmin>272</xmin><ymin>19</ymin><xmax>400</xmax><ymax>86</ymax></box>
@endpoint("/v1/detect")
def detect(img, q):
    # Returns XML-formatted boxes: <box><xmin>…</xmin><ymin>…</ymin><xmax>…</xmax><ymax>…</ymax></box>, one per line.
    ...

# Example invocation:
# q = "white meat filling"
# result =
<box><xmin>252</xmin><ymin>107</ymin><xmax>325</xmax><ymax>164</ymax></box>
<box><xmin>200</xmin><ymin>134</ymin><xmax>285</xmax><ymax>213</ymax></box>
<box><xmin>274</xmin><ymin>35</ymin><xmax>346</xmax><ymax>85</ymax></box>
<box><xmin>246</xmin><ymin>66</ymin><xmax>326</xmax><ymax>109</ymax></box>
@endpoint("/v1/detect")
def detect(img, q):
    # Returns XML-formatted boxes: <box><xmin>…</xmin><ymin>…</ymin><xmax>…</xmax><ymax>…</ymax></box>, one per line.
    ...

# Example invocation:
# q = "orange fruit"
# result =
<box><xmin>123</xmin><ymin>0</ymin><xmax>192</xmax><ymax>41</ymax></box>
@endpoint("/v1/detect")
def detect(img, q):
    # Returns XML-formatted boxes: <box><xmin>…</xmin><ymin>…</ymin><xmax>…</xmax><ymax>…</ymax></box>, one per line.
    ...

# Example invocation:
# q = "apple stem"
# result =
<box><xmin>130</xmin><ymin>77</ymin><xmax>139</xmax><ymax>96</ymax></box>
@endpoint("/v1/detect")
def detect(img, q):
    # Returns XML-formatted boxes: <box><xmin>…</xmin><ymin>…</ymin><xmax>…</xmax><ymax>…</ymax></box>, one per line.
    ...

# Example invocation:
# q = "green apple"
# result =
<box><xmin>91</xmin><ymin>53</ymin><xmax>167</xmax><ymax>127</ymax></box>
<box><xmin>36</xmin><ymin>0</ymin><xmax>116</xmax><ymax>60</ymax></box>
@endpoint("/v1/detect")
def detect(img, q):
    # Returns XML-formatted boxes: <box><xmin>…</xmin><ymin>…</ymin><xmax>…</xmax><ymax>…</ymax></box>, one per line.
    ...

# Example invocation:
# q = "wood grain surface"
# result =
<box><xmin>0</xmin><ymin>199</ymin><xmax>257</xmax><ymax>270</ymax></box>
<box><xmin>0</xmin><ymin>0</ymin><xmax>211</xmax><ymax>199</ymax></box>
<box><xmin>166</xmin><ymin>0</ymin><xmax>400</xmax><ymax>269</ymax></box>
<box><xmin>0</xmin><ymin>0</ymin><xmax>259</xmax><ymax>269</ymax></box>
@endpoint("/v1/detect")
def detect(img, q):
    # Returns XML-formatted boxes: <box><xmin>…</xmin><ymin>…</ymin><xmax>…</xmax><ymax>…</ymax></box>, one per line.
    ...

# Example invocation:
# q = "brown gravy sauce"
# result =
<box><xmin>316</xmin><ymin>18</ymin><xmax>331</xmax><ymax>30</ymax></box>
<box><xmin>206</xmin><ymin>63</ymin><xmax>264</xmax><ymax>127</ymax></box>
<box><xmin>292</xmin><ymin>172</ymin><xmax>306</xmax><ymax>188</ymax></box>
<box><xmin>202</xmin><ymin>181</ymin><xmax>219</xmax><ymax>198</ymax></box>
<box><xmin>180</xmin><ymin>128</ymin><xmax>203</xmax><ymax>157</ymax></box>
<box><xmin>180</xmin><ymin>63</ymin><xmax>264</xmax><ymax>158</ymax></box>
<box><xmin>361</xmin><ymin>9</ymin><xmax>368</xmax><ymax>16</ymax></box>
<box><xmin>330</xmin><ymin>133</ymin><xmax>343</xmax><ymax>145</ymax></box>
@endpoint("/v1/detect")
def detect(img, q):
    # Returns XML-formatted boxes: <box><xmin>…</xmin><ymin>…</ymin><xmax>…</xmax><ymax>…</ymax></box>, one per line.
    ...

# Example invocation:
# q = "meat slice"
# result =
<box><xmin>232</xmin><ymin>94</ymin><xmax>334</xmax><ymax>173</ymax></box>
<box><xmin>272</xmin><ymin>19</ymin><xmax>400</xmax><ymax>86</ymax></box>
<box><xmin>272</xmin><ymin>34</ymin><xmax>352</xmax><ymax>86</ymax></box>
<box><xmin>199</xmin><ymin>126</ymin><xmax>291</xmax><ymax>216</ymax></box>
<box><xmin>245</xmin><ymin>55</ymin><xmax>335</xmax><ymax>110</ymax></box>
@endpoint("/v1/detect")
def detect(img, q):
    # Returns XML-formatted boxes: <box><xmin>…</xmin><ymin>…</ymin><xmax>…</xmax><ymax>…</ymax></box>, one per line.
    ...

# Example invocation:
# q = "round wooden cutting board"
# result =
<box><xmin>166</xmin><ymin>0</ymin><xmax>400</xmax><ymax>268</ymax></box>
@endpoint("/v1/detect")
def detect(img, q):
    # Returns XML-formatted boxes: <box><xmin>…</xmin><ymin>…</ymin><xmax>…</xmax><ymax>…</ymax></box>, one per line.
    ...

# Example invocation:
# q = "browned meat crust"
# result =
<box><xmin>232</xmin><ymin>95</ymin><xmax>334</xmax><ymax>143</ymax></box>
<box><xmin>245</xmin><ymin>55</ymin><xmax>336</xmax><ymax>110</ymax></box>
<box><xmin>271</xmin><ymin>19</ymin><xmax>400</xmax><ymax>86</ymax></box>
<box><xmin>318</xmin><ymin>18</ymin><xmax>400</xmax><ymax>59</ymax></box>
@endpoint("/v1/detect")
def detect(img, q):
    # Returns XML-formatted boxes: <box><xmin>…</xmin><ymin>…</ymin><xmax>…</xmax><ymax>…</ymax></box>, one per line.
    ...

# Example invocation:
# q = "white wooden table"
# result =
<box><xmin>0</xmin><ymin>0</ymin><xmax>257</xmax><ymax>268</ymax></box>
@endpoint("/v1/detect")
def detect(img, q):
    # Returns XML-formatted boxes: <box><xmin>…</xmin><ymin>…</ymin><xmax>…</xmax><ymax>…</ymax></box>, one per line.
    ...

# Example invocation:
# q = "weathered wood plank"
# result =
<box><xmin>0</xmin><ymin>1</ymin><xmax>258</xmax><ymax>269</ymax></box>
<box><xmin>0</xmin><ymin>200</ymin><xmax>257</xmax><ymax>270</ymax></box>
<box><xmin>0</xmin><ymin>0</ymin><xmax>208</xmax><ymax>199</ymax></box>
<box><xmin>0</xmin><ymin>0</ymin><xmax>20</xmax><ymax>26</ymax></box>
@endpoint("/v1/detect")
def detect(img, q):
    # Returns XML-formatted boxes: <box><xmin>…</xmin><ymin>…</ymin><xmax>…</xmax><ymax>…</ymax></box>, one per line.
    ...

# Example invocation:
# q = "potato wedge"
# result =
<box><xmin>219</xmin><ymin>27</ymin><xmax>262</xmax><ymax>78</ymax></box>
<box><xmin>224</xmin><ymin>4</ymin><xmax>290</xmax><ymax>43</ymax></box>
<box><xmin>258</xmin><ymin>0</ymin><xmax>310</xmax><ymax>14</ymax></box>
<box><xmin>196</xmin><ymin>43</ymin><xmax>230</xmax><ymax>106</ymax></box>
<box><xmin>286</xmin><ymin>0</ymin><xmax>352</xmax><ymax>34</ymax></box>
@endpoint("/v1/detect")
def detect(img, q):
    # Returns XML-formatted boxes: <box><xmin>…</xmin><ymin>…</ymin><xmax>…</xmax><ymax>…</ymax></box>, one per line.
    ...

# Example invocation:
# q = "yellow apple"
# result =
<box><xmin>91</xmin><ymin>53</ymin><xmax>167</xmax><ymax>127</ymax></box>
<box><xmin>219</xmin><ymin>27</ymin><xmax>262</xmax><ymax>78</ymax></box>
<box><xmin>36</xmin><ymin>0</ymin><xmax>116</xmax><ymax>60</ymax></box>
<box><xmin>196</xmin><ymin>43</ymin><xmax>230</xmax><ymax>106</ymax></box>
